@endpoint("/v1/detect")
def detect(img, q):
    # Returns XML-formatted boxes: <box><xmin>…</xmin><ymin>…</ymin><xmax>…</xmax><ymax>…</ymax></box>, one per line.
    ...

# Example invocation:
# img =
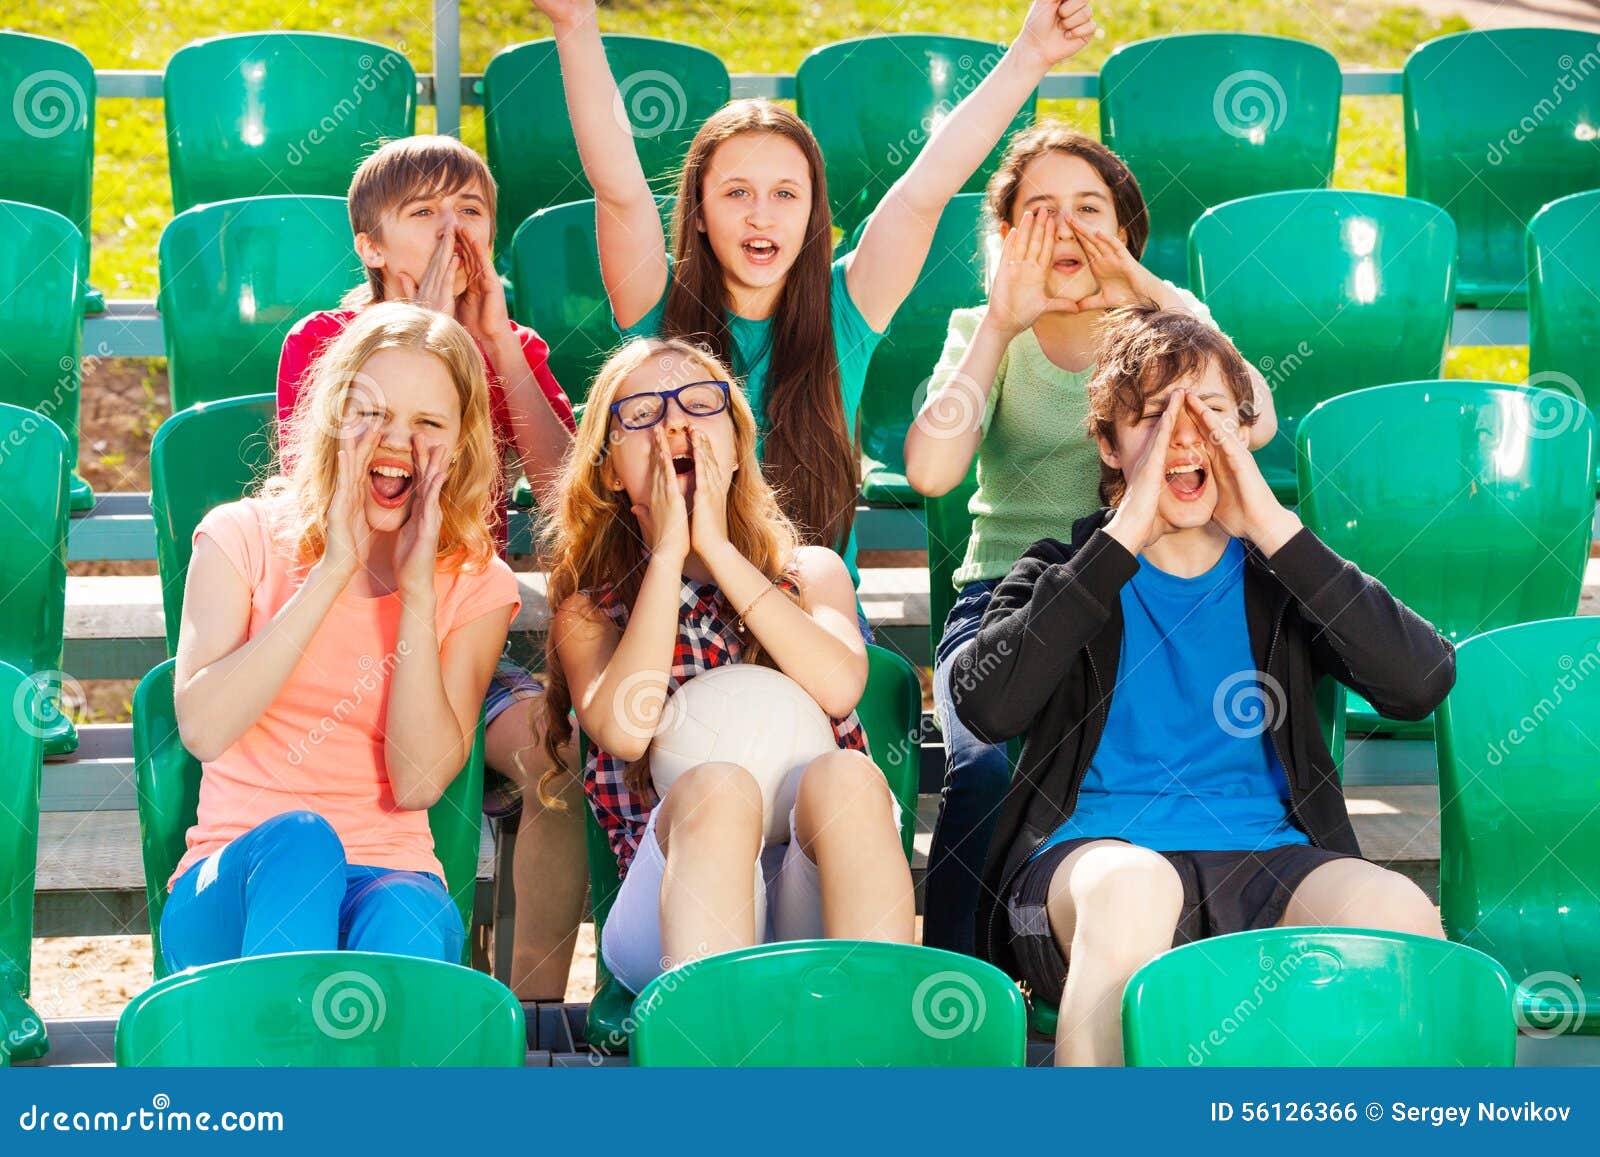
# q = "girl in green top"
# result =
<box><xmin>529</xmin><ymin>0</ymin><xmax>1098</xmax><ymax>590</ymax></box>
<box><xmin>905</xmin><ymin>125</ymin><xmax>1279</xmax><ymax>953</ymax></box>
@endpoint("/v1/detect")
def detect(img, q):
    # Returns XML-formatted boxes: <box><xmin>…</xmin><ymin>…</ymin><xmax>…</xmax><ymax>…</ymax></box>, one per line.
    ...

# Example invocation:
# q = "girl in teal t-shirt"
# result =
<box><xmin>530</xmin><ymin>0</ymin><xmax>1099</xmax><ymax>587</ymax></box>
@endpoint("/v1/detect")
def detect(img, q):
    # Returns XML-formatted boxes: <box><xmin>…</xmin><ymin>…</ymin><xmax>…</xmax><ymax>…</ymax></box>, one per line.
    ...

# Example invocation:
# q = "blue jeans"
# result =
<box><xmin>924</xmin><ymin>579</ymin><xmax>1011</xmax><ymax>955</ymax></box>
<box><xmin>160</xmin><ymin>810</ymin><xmax>464</xmax><ymax>973</ymax></box>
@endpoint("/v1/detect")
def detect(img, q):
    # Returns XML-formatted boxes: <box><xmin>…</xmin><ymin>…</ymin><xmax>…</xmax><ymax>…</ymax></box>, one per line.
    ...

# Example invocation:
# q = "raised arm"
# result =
<box><xmin>534</xmin><ymin>0</ymin><xmax>670</xmax><ymax>327</ymax></box>
<box><xmin>845</xmin><ymin>0</ymin><xmax>1096</xmax><ymax>331</ymax></box>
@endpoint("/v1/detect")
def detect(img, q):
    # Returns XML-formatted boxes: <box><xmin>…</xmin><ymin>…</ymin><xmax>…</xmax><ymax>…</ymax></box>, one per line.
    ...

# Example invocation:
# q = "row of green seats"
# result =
<box><xmin>108</xmin><ymin>928</ymin><xmax>1518</xmax><ymax>1066</ymax></box>
<box><xmin>14</xmin><ymin>178</ymin><xmax>1595</xmax><ymax>520</ymax></box>
<box><xmin>3</xmin><ymin>28</ymin><xmax>1596</xmax><ymax>313</ymax></box>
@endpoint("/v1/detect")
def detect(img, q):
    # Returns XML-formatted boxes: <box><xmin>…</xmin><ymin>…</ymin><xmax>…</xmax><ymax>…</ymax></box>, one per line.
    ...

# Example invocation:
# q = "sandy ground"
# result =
<box><xmin>30</xmin><ymin>924</ymin><xmax>602</xmax><ymax>1019</ymax></box>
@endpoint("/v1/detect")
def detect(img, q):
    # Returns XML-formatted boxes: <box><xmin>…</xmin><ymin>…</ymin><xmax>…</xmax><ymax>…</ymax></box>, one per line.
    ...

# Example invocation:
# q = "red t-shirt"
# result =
<box><xmin>276</xmin><ymin>309</ymin><xmax>576</xmax><ymax>553</ymax></box>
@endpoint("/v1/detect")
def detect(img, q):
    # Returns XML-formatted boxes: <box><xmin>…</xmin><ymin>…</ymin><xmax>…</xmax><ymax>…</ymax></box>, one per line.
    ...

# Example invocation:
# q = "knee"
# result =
<box><xmin>1359</xmin><ymin>873</ymin><xmax>1445</xmax><ymax>939</ymax></box>
<box><xmin>356</xmin><ymin>876</ymin><xmax>463</xmax><ymax>957</ymax></box>
<box><xmin>1060</xmin><ymin>847</ymin><xmax>1183</xmax><ymax>962</ymax></box>
<box><xmin>796</xmin><ymin>749</ymin><xmax>892</xmax><ymax>816</ymax></box>
<box><xmin>259</xmin><ymin>810</ymin><xmax>345</xmax><ymax>868</ymax></box>
<box><xmin>665</xmin><ymin>762</ymin><xmax>763</xmax><ymax>831</ymax></box>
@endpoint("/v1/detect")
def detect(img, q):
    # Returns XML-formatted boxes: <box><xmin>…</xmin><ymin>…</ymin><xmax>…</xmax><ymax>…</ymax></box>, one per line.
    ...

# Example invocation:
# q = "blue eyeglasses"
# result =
<box><xmin>608</xmin><ymin>380</ymin><xmax>731</xmax><ymax>430</ymax></box>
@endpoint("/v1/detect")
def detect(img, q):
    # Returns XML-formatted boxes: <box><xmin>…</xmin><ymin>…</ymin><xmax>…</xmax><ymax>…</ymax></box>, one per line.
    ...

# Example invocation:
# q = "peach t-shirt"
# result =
<box><xmin>169</xmin><ymin>495</ymin><xmax>522</xmax><ymax>888</ymax></box>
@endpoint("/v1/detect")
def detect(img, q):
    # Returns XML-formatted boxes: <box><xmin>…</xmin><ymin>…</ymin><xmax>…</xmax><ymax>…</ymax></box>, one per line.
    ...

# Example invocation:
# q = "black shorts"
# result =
<box><xmin>1005</xmin><ymin>837</ymin><xmax>1355</xmax><ymax>1007</ymax></box>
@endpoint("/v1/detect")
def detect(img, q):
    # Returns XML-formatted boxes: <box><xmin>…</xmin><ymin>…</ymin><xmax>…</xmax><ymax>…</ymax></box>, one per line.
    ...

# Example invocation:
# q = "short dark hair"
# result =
<box><xmin>1087</xmin><ymin>305</ymin><xmax>1257</xmax><ymax>506</ymax></box>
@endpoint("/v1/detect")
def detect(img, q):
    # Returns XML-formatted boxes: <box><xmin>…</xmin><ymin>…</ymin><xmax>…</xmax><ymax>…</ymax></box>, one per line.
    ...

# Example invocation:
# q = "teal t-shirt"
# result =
<box><xmin>615</xmin><ymin>252</ymin><xmax>886</xmax><ymax>583</ymax></box>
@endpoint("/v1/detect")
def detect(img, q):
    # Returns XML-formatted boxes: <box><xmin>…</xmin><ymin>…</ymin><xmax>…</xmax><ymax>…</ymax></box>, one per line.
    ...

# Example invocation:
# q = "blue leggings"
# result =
<box><xmin>160</xmin><ymin>810</ymin><xmax>464</xmax><ymax>974</ymax></box>
<box><xmin>923</xmin><ymin>579</ymin><xmax>1011</xmax><ymax>956</ymax></box>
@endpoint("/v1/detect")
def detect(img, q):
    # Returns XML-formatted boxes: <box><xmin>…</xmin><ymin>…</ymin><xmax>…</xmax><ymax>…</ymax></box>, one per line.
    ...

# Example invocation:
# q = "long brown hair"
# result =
<box><xmin>661</xmin><ymin>100</ymin><xmax>857</xmax><ymax>555</ymax></box>
<box><xmin>538</xmin><ymin>337</ymin><xmax>803</xmax><ymax>798</ymax></box>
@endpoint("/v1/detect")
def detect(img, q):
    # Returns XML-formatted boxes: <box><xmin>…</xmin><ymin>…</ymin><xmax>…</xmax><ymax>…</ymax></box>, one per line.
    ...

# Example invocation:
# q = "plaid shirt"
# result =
<box><xmin>585</xmin><ymin>574</ymin><xmax>870</xmax><ymax>878</ymax></box>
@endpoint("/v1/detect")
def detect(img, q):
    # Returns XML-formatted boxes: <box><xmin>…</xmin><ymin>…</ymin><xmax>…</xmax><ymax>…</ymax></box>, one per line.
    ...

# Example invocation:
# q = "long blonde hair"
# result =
<box><xmin>538</xmin><ymin>336</ymin><xmax>801</xmax><ymax>796</ymax></box>
<box><xmin>265</xmin><ymin>300</ymin><xmax>501</xmax><ymax>573</ymax></box>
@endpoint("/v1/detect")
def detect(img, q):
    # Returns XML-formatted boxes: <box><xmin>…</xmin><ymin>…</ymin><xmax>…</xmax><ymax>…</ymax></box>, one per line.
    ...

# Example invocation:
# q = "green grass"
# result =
<box><xmin>6</xmin><ymin>0</ymin><xmax>1520</xmax><ymax>378</ymax></box>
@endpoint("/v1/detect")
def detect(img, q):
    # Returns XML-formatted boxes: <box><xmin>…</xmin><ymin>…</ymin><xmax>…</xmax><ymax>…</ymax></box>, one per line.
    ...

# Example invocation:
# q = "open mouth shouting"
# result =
<box><xmin>1053</xmin><ymin>252</ymin><xmax>1085</xmax><ymax>277</ymax></box>
<box><xmin>368</xmin><ymin>456</ymin><xmax>415</xmax><ymax>509</ymax></box>
<box><xmin>1165</xmin><ymin>454</ymin><xmax>1208</xmax><ymax>500</ymax></box>
<box><xmin>670</xmin><ymin>441</ymin><xmax>697</xmax><ymax>504</ymax></box>
<box><xmin>742</xmin><ymin>235</ymin><xmax>780</xmax><ymax>267</ymax></box>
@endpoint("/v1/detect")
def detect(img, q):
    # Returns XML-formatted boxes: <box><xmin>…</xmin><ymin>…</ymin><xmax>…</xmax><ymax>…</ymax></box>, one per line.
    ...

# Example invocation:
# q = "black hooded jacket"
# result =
<box><xmin>950</xmin><ymin>509</ymin><xmax>1456</xmax><ymax>976</ymax></box>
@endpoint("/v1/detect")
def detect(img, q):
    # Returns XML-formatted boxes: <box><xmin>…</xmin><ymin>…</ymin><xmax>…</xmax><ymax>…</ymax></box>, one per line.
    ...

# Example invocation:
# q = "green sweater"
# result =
<box><xmin>929</xmin><ymin>290</ymin><xmax>1212</xmax><ymax>589</ymax></box>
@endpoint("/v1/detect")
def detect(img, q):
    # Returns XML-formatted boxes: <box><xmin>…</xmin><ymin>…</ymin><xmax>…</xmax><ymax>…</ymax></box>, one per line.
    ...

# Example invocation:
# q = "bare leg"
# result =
<box><xmin>1279</xmin><ymin>858</ymin><xmax>1444</xmax><ymax>937</ymax></box>
<box><xmin>655</xmin><ymin>762</ymin><xmax>764</xmax><ymax>971</ymax></box>
<box><xmin>485</xmin><ymin>702</ymin><xmax>586</xmax><ymax>1001</ymax></box>
<box><xmin>792</xmin><ymin>750</ymin><xmax>915</xmax><ymax>943</ymax></box>
<box><xmin>1045</xmin><ymin>841</ymin><xmax>1184</xmax><ymax>1067</ymax></box>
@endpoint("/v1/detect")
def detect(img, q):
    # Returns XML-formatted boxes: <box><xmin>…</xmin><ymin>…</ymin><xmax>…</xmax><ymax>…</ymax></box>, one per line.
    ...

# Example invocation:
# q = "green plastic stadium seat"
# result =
<box><xmin>509</xmin><ymin>197</ymin><xmax>673</xmax><ymax>404</ymax></box>
<box><xmin>484</xmin><ymin>37</ymin><xmax>727</xmax><ymax>255</ymax></box>
<box><xmin>116</xmin><ymin>950</ymin><xmax>524</xmax><ymax>1066</ymax></box>
<box><xmin>854</xmin><ymin>194</ymin><xmax>989</xmax><ymax>508</ymax></box>
<box><xmin>1101</xmin><ymin>33</ymin><xmax>1341</xmax><ymax>288</ymax></box>
<box><xmin>0</xmin><ymin>661</ymin><xmax>47</xmax><ymax>1065</ymax></box>
<box><xmin>796</xmin><ymin>36</ymin><xmax>1036</xmax><ymax>240</ymax></box>
<box><xmin>1189</xmin><ymin>190</ymin><xmax>1458</xmax><ymax>504</ymax></box>
<box><xmin>0</xmin><ymin>199</ymin><xmax>93</xmax><ymax>512</ymax></box>
<box><xmin>1436</xmin><ymin>618</ymin><xmax>1600</xmax><ymax>1036</ymax></box>
<box><xmin>150</xmin><ymin>394</ymin><xmax>278</xmax><ymax>652</ymax></box>
<box><xmin>159</xmin><ymin>196</ymin><xmax>364</xmax><ymax>411</ymax></box>
<box><xmin>1123</xmin><ymin>928</ymin><xmax>1516</xmax><ymax>1066</ymax></box>
<box><xmin>1297</xmin><ymin>382</ymin><xmax>1595</xmax><ymax>739</ymax></box>
<box><xmin>164</xmin><ymin>32</ymin><xmax>417</xmax><ymax>214</ymax></box>
<box><xmin>131</xmin><ymin>659</ymin><xmax>489</xmax><ymax>979</ymax></box>
<box><xmin>1404</xmin><ymin>29</ymin><xmax>1600</xmax><ymax>308</ymax></box>
<box><xmin>580</xmin><ymin>643</ymin><xmax>924</xmax><ymax>1050</ymax></box>
<box><xmin>0</xmin><ymin>33</ymin><xmax>102</xmax><ymax>313</ymax></box>
<box><xmin>0</xmin><ymin>402</ymin><xmax>73</xmax><ymax>758</ymax></box>
<box><xmin>1529</xmin><ymin>190</ymin><xmax>1600</xmax><ymax>488</ymax></box>
<box><xmin>632</xmin><ymin>939</ymin><xmax>1026</xmax><ymax>1066</ymax></box>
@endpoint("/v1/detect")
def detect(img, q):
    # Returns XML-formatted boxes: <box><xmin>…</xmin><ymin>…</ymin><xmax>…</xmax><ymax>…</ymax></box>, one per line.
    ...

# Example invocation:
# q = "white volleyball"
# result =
<box><xmin>649</xmin><ymin>664</ymin><xmax>837</xmax><ymax>843</ymax></box>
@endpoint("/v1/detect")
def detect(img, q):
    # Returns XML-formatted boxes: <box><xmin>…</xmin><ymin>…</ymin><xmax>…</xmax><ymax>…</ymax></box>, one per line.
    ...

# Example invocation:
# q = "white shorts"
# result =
<box><xmin>600</xmin><ymin>782</ymin><xmax>904</xmax><ymax>995</ymax></box>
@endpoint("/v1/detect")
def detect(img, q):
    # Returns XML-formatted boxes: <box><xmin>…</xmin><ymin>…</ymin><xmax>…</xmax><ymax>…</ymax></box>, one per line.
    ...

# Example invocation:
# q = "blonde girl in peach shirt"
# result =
<box><xmin>161</xmin><ymin>302</ymin><xmax>520</xmax><ymax>973</ymax></box>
